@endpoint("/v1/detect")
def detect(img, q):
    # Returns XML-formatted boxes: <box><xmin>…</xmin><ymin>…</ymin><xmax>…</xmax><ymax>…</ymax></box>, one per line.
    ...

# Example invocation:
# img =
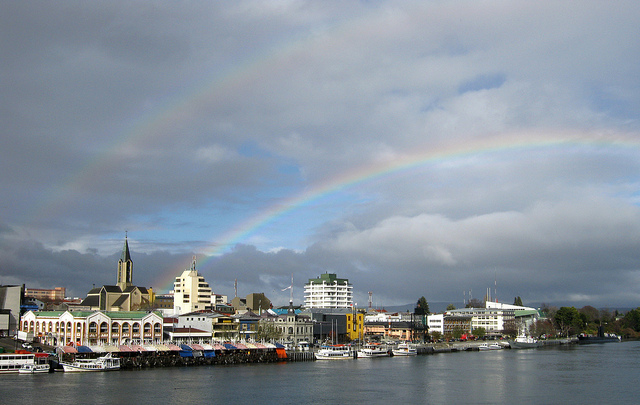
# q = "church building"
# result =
<box><xmin>80</xmin><ymin>236</ymin><xmax>151</xmax><ymax>311</ymax></box>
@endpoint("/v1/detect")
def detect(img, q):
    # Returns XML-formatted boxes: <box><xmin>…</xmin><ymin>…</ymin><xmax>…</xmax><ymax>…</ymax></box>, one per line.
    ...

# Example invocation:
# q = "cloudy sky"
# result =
<box><xmin>2</xmin><ymin>1</ymin><xmax>640</xmax><ymax>310</ymax></box>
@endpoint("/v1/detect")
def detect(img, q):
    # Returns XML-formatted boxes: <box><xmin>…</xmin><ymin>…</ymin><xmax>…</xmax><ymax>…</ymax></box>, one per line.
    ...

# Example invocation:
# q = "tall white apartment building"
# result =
<box><xmin>304</xmin><ymin>273</ymin><xmax>353</xmax><ymax>309</ymax></box>
<box><xmin>173</xmin><ymin>259</ymin><xmax>212</xmax><ymax>315</ymax></box>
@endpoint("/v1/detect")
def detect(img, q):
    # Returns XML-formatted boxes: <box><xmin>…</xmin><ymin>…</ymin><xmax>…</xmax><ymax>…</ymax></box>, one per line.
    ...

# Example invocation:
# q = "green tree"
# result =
<box><xmin>446</xmin><ymin>304</ymin><xmax>456</xmax><ymax>311</ymax></box>
<box><xmin>413</xmin><ymin>297</ymin><xmax>430</xmax><ymax>342</ymax></box>
<box><xmin>622</xmin><ymin>307</ymin><xmax>640</xmax><ymax>332</ymax></box>
<box><xmin>473</xmin><ymin>327</ymin><xmax>486</xmax><ymax>339</ymax></box>
<box><xmin>452</xmin><ymin>328</ymin><xmax>464</xmax><ymax>339</ymax></box>
<box><xmin>579</xmin><ymin>305</ymin><xmax>600</xmax><ymax>324</ymax></box>
<box><xmin>430</xmin><ymin>331</ymin><xmax>442</xmax><ymax>342</ymax></box>
<box><xmin>554</xmin><ymin>306</ymin><xmax>582</xmax><ymax>337</ymax></box>
<box><xmin>415</xmin><ymin>296</ymin><xmax>430</xmax><ymax>315</ymax></box>
<box><xmin>254</xmin><ymin>321</ymin><xmax>282</xmax><ymax>341</ymax></box>
<box><xmin>513</xmin><ymin>296</ymin><xmax>523</xmax><ymax>306</ymax></box>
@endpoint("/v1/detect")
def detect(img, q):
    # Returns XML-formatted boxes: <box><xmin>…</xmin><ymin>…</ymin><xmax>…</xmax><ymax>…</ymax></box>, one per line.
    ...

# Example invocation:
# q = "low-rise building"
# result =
<box><xmin>445</xmin><ymin>303</ymin><xmax>519</xmax><ymax>336</ymax></box>
<box><xmin>363</xmin><ymin>321</ymin><xmax>415</xmax><ymax>341</ymax></box>
<box><xmin>25</xmin><ymin>287</ymin><xmax>66</xmax><ymax>301</ymax></box>
<box><xmin>211</xmin><ymin>313</ymin><xmax>237</xmax><ymax>340</ymax></box>
<box><xmin>230</xmin><ymin>293</ymin><xmax>271</xmax><ymax>314</ymax></box>
<box><xmin>153</xmin><ymin>293</ymin><xmax>174</xmax><ymax>313</ymax></box>
<box><xmin>443</xmin><ymin>315</ymin><xmax>473</xmax><ymax>336</ymax></box>
<box><xmin>20</xmin><ymin>310</ymin><xmax>163</xmax><ymax>346</ymax></box>
<box><xmin>232</xmin><ymin>310</ymin><xmax>262</xmax><ymax>340</ymax></box>
<box><xmin>262</xmin><ymin>308</ymin><xmax>314</xmax><ymax>346</ymax></box>
<box><xmin>302</xmin><ymin>308</ymin><xmax>352</xmax><ymax>343</ymax></box>
<box><xmin>427</xmin><ymin>313</ymin><xmax>444</xmax><ymax>334</ymax></box>
<box><xmin>0</xmin><ymin>284</ymin><xmax>23</xmax><ymax>337</ymax></box>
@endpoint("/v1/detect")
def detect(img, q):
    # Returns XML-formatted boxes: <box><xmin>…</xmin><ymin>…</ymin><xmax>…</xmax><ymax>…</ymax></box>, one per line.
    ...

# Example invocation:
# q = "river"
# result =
<box><xmin>2</xmin><ymin>341</ymin><xmax>637</xmax><ymax>404</ymax></box>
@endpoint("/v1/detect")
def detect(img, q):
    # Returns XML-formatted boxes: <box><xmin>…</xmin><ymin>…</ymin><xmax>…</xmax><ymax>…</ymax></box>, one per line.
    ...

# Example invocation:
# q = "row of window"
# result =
<box><xmin>22</xmin><ymin>320</ymin><xmax>162</xmax><ymax>335</ymax></box>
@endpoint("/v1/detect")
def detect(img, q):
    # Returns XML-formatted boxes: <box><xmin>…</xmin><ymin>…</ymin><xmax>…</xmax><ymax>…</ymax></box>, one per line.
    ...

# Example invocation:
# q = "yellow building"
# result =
<box><xmin>346</xmin><ymin>310</ymin><xmax>364</xmax><ymax>341</ymax></box>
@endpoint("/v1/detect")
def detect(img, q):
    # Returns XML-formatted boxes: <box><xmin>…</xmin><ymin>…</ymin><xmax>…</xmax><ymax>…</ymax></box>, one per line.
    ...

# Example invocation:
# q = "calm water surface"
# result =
<box><xmin>2</xmin><ymin>341</ymin><xmax>638</xmax><ymax>404</ymax></box>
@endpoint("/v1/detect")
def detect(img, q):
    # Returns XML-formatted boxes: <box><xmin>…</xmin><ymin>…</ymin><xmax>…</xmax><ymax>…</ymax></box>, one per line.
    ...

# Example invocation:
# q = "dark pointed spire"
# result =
<box><xmin>121</xmin><ymin>233</ymin><xmax>132</xmax><ymax>262</ymax></box>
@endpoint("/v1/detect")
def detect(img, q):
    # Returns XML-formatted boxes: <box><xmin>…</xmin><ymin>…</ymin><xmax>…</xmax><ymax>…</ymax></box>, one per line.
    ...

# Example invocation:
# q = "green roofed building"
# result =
<box><xmin>304</xmin><ymin>273</ymin><xmax>353</xmax><ymax>309</ymax></box>
<box><xmin>20</xmin><ymin>310</ymin><xmax>163</xmax><ymax>346</ymax></box>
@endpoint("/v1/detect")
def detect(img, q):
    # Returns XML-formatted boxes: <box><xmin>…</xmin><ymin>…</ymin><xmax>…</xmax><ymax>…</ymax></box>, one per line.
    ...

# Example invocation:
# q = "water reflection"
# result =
<box><xmin>0</xmin><ymin>342</ymin><xmax>636</xmax><ymax>404</ymax></box>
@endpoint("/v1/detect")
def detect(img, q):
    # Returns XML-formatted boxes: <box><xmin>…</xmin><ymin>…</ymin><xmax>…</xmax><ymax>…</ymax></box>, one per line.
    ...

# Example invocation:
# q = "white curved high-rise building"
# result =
<box><xmin>173</xmin><ymin>258</ymin><xmax>212</xmax><ymax>315</ymax></box>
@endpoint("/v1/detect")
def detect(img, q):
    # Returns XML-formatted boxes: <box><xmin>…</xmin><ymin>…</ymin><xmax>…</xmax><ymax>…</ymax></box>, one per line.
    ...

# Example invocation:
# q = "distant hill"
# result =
<box><xmin>368</xmin><ymin>302</ymin><xmax>633</xmax><ymax>314</ymax></box>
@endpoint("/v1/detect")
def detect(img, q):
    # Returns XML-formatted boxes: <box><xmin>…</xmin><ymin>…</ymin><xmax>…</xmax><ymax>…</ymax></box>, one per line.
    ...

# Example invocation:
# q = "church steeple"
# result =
<box><xmin>117</xmin><ymin>234</ymin><xmax>133</xmax><ymax>290</ymax></box>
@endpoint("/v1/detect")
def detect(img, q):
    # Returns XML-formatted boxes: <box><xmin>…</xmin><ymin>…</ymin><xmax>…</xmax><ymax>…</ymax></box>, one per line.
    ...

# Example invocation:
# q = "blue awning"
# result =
<box><xmin>76</xmin><ymin>346</ymin><xmax>93</xmax><ymax>353</ymax></box>
<box><xmin>179</xmin><ymin>344</ymin><xmax>193</xmax><ymax>351</ymax></box>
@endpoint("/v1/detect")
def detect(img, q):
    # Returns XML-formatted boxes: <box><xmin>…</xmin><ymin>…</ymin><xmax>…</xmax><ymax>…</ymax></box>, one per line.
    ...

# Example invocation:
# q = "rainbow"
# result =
<box><xmin>152</xmin><ymin>129</ymin><xmax>640</xmax><ymax>292</ymax></box>
<box><xmin>27</xmin><ymin>8</ymin><xmax>386</xmax><ymax>226</ymax></box>
<box><xmin>25</xmin><ymin>17</ymin><xmax>342</xmax><ymax>226</ymax></box>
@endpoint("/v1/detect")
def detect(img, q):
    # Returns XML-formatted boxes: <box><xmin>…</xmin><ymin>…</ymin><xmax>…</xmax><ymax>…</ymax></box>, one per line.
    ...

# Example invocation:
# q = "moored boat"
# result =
<box><xmin>315</xmin><ymin>345</ymin><xmax>354</xmax><ymax>360</ymax></box>
<box><xmin>19</xmin><ymin>363</ymin><xmax>51</xmax><ymax>374</ymax></box>
<box><xmin>357</xmin><ymin>343</ymin><xmax>390</xmax><ymax>358</ymax></box>
<box><xmin>478</xmin><ymin>343</ymin><xmax>502</xmax><ymax>351</ymax></box>
<box><xmin>0</xmin><ymin>352</ymin><xmax>38</xmax><ymax>374</ymax></box>
<box><xmin>61</xmin><ymin>353</ymin><xmax>120</xmax><ymax>372</ymax></box>
<box><xmin>392</xmin><ymin>342</ymin><xmax>417</xmax><ymax>356</ymax></box>
<box><xmin>508</xmin><ymin>335</ymin><xmax>543</xmax><ymax>349</ymax></box>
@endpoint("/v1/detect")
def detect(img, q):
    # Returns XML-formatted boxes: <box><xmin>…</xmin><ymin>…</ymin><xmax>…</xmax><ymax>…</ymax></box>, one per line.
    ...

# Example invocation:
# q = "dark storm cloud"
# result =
<box><xmin>2</xmin><ymin>1</ymin><xmax>640</xmax><ymax>308</ymax></box>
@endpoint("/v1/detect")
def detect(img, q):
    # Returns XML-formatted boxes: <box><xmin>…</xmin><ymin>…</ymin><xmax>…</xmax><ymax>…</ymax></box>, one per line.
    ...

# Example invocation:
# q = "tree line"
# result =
<box><xmin>532</xmin><ymin>305</ymin><xmax>640</xmax><ymax>339</ymax></box>
<box><xmin>414</xmin><ymin>296</ymin><xmax>640</xmax><ymax>339</ymax></box>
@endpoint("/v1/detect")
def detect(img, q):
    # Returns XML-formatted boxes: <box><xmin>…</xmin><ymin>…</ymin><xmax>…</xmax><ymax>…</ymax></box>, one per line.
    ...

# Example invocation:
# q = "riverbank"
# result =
<box><xmin>0</xmin><ymin>336</ymin><xmax>579</xmax><ymax>370</ymax></box>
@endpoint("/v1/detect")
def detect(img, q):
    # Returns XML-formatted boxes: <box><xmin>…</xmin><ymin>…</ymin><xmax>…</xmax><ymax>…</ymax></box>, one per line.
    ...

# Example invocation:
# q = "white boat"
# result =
<box><xmin>357</xmin><ymin>343</ymin><xmax>390</xmax><ymax>358</ymax></box>
<box><xmin>315</xmin><ymin>345</ymin><xmax>354</xmax><ymax>360</ymax></box>
<box><xmin>509</xmin><ymin>335</ymin><xmax>543</xmax><ymax>349</ymax></box>
<box><xmin>0</xmin><ymin>353</ymin><xmax>37</xmax><ymax>374</ymax></box>
<box><xmin>19</xmin><ymin>363</ymin><xmax>51</xmax><ymax>374</ymax></box>
<box><xmin>478</xmin><ymin>343</ymin><xmax>502</xmax><ymax>351</ymax></box>
<box><xmin>61</xmin><ymin>353</ymin><xmax>121</xmax><ymax>372</ymax></box>
<box><xmin>392</xmin><ymin>343</ymin><xmax>417</xmax><ymax>356</ymax></box>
